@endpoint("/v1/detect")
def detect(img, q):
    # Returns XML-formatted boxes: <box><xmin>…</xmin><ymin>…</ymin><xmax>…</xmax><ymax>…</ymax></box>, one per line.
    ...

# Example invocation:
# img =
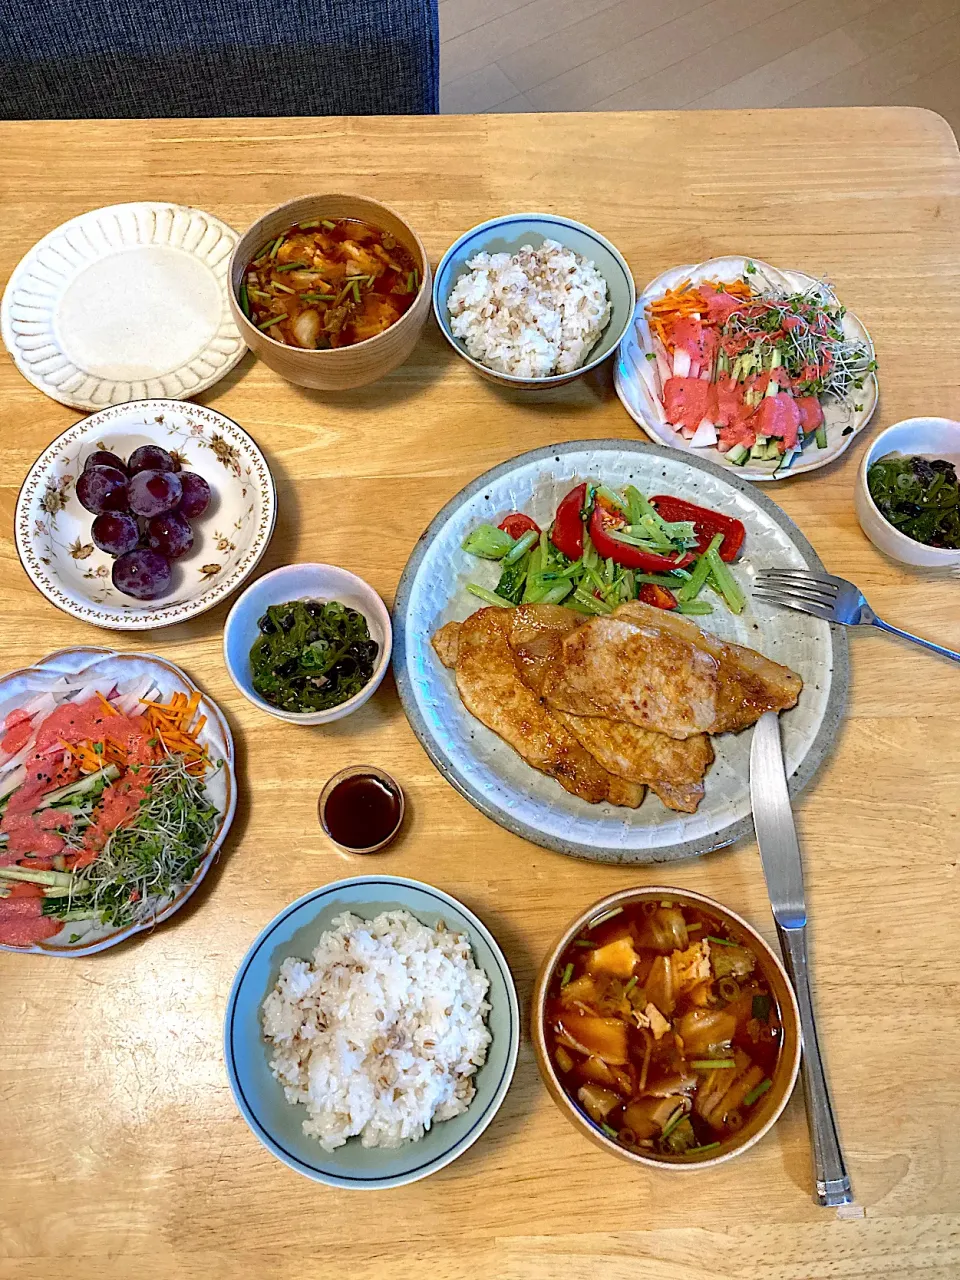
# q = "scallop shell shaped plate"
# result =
<box><xmin>0</xmin><ymin>647</ymin><xmax>236</xmax><ymax>957</ymax></box>
<box><xmin>393</xmin><ymin>440</ymin><xmax>848</xmax><ymax>864</ymax></box>
<box><xmin>615</xmin><ymin>256</ymin><xmax>878</xmax><ymax>481</ymax></box>
<box><xmin>1</xmin><ymin>202</ymin><xmax>245</xmax><ymax>409</ymax></box>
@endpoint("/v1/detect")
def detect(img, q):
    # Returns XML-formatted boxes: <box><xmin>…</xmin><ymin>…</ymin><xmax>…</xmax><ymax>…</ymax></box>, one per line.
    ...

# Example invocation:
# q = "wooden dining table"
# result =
<box><xmin>1</xmin><ymin>107</ymin><xmax>959</xmax><ymax>1280</ymax></box>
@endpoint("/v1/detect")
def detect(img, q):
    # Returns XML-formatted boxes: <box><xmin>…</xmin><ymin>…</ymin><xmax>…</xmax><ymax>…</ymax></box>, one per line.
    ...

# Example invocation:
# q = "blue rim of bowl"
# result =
<box><xmin>221</xmin><ymin>564</ymin><xmax>393</xmax><ymax>723</ymax></box>
<box><xmin>224</xmin><ymin>875</ymin><xmax>521</xmax><ymax>1188</ymax></box>
<box><xmin>392</xmin><ymin>438</ymin><xmax>849</xmax><ymax>864</ymax></box>
<box><xmin>432</xmin><ymin>213</ymin><xmax>637</xmax><ymax>384</ymax></box>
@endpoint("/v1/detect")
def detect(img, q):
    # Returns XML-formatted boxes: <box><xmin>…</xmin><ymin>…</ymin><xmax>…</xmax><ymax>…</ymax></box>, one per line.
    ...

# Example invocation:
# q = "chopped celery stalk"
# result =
<box><xmin>465</xmin><ymin>584</ymin><xmax>513</xmax><ymax>608</ymax></box>
<box><xmin>624</xmin><ymin>485</ymin><xmax>657</xmax><ymax>526</ymax></box>
<box><xmin>677</xmin><ymin>535</ymin><xmax>723</xmax><ymax>602</ymax></box>
<box><xmin>461</xmin><ymin>524</ymin><xmax>515</xmax><ymax>560</ymax></box>
<box><xmin>582</xmin><ymin>535</ymin><xmax>599</xmax><ymax>571</ymax></box>
<box><xmin>769</xmin><ymin>346</ymin><xmax>782</xmax><ymax>370</ymax></box>
<box><xmin>815</xmin><ymin>423</ymin><xmax>828</xmax><ymax>448</ymax></box>
<box><xmin>677</xmin><ymin>600</ymin><xmax>714</xmax><ymax>615</ymax></box>
<box><xmin>0</xmin><ymin>866</ymin><xmax>74</xmax><ymax>887</ymax></box>
<box><xmin>603</xmin><ymin>556</ymin><xmax>615</xmax><ymax>586</ymax></box>
<box><xmin>501</xmin><ymin>528</ymin><xmax>538</xmax><ymax>566</ymax></box>
<box><xmin>539</xmin><ymin>581</ymin><xmax>573</xmax><ymax>606</ymax></box>
<box><xmin>572</xmin><ymin>587</ymin><xmax>612</xmax><ymax>615</ymax></box>
<box><xmin>521</xmin><ymin>543</ymin><xmax>545</xmax><ymax>603</ymax></box>
<box><xmin>620</xmin><ymin>569</ymin><xmax>636</xmax><ymax>602</ymax></box>
<box><xmin>636</xmin><ymin>572</ymin><xmax>688</xmax><ymax>589</ymax></box>
<box><xmin>764</xmin><ymin>379</ymin><xmax>779</xmax><ymax>398</ymax></box>
<box><xmin>37</xmin><ymin>765</ymin><xmax>120</xmax><ymax>810</ymax></box>
<box><xmin>495</xmin><ymin>554</ymin><xmax>530</xmax><ymax>605</ymax></box>
<box><xmin>595</xmin><ymin>484</ymin><xmax>627</xmax><ymax>513</ymax></box>
<box><xmin>705</xmin><ymin>546</ymin><xmax>745</xmax><ymax>614</ymax></box>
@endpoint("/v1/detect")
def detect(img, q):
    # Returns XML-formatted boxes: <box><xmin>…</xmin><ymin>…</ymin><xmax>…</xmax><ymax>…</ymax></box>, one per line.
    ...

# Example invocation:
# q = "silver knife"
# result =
<box><xmin>750</xmin><ymin>711</ymin><xmax>852</xmax><ymax>1207</ymax></box>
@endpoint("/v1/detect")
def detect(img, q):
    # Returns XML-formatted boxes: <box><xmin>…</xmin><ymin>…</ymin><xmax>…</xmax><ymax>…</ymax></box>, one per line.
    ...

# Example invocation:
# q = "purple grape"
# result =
<box><xmin>147</xmin><ymin>511</ymin><xmax>194</xmax><ymax>559</ymax></box>
<box><xmin>112</xmin><ymin>549</ymin><xmax>172</xmax><ymax>600</ymax></box>
<box><xmin>91</xmin><ymin>512</ymin><xmax>140</xmax><ymax>556</ymax></box>
<box><xmin>84</xmin><ymin>450</ymin><xmax>127</xmax><ymax>473</ymax></box>
<box><xmin>127</xmin><ymin>469</ymin><xmax>182</xmax><ymax>517</ymax></box>
<box><xmin>128</xmin><ymin>445</ymin><xmax>176</xmax><ymax>475</ymax></box>
<box><xmin>177</xmin><ymin>472</ymin><xmax>211</xmax><ymax>520</ymax></box>
<box><xmin>76</xmin><ymin>465</ymin><xmax>129</xmax><ymax>514</ymax></box>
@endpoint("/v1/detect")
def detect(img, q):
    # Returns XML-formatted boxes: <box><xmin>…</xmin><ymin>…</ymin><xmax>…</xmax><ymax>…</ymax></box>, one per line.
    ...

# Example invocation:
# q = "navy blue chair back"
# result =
<box><xmin>0</xmin><ymin>0</ymin><xmax>439</xmax><ymax>117</ymax></box>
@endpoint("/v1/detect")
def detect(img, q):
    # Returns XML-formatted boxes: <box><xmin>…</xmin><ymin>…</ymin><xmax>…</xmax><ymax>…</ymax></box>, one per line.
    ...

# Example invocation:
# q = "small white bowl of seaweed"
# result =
<box><xmin>223</xmin><ymin>564</ymin><xmax>392</xmax><ymax>724</ymax></box>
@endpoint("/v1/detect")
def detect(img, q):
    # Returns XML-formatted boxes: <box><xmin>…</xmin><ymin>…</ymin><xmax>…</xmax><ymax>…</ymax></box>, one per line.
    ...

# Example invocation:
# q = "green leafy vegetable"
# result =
<box><xmin>250</xmin><ymin>600</ymin><xmax>379</xmax><ymax>714</ymax></box>
<box><xmin>867</xmin><ymin>454</ymin><xmax>960</xmax><ymax>549</ymax></box>
<box><xmin>461</xmin><ymin>524</ymin><xmax>516</xmax><ymax>560</ymax></box>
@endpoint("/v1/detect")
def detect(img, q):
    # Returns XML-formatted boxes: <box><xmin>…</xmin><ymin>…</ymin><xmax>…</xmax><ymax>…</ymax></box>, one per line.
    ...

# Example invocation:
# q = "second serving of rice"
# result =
<box><xmin>446</xmin><ymin>238</ymin><xmax>611</xmax><ymax>378</ymax></box>
<box><xmin>262</xmin><ymin>908</ymin><xmax>492</xmax><ymax>1151</ymax></box>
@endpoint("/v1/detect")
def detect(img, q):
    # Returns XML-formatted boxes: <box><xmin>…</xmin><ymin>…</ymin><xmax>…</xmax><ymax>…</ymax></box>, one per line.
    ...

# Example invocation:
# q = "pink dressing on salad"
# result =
<box><xmin>0</xmin><ymin>698</ymin><xmax>153</xmax><ymax>862</ymax></box>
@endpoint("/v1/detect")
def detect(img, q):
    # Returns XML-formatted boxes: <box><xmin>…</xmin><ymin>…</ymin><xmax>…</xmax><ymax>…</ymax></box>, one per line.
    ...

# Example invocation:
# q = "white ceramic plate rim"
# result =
<box><xmin>15</xmin><ymin>399</ymin><xmax>277</xmax><ymax>631</ymax></box>
<box><xmin>615</xmin><ymin>255</ymin><xmax>878</xmax><ymax>481</ymax></box>
<box><xmin>0</xmin><ymin>647</ymin><xmax>236</xmax><ymax>957</ymax></box>
<box><xmin>1</xmin><ymin>202</ymin><xmax>246</xmax><ymax>410</ymax></box>
<box><xmin>223</xmin><ymin>875</ymin><xmax>521</xmax><ymax>1189</ymax></box>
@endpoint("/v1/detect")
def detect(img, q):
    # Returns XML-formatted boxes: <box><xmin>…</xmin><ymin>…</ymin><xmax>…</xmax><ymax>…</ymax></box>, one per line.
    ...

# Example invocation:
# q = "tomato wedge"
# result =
<box><xmin>550</xmin><ymin>483</ymin><xmax>587</xmax><ymax>559</ymax></box>
<box><xmin>498</xmin><ymin>512</ymin><xmax>540</xmax><ymax>540</ymax></box>
<box><xmin>649</xmin><ymin>495</ymin><xmax>745</xmax><ymax>561</ymax></box>
<box><xmin>638</xmin><ymin>584</ymin><xmax>677</xmax><ymax>610</ymax></box>
<box><xmin>589</xmin><ymin>505</ymin><xmax>695</xmax><ymax>572</ymax></box>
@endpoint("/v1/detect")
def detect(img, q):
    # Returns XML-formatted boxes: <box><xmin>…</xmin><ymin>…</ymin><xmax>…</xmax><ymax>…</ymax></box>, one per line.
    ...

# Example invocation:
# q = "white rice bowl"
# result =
<box><xmin>446</xmin><ymin>238</ymin><xmax>611</xmax><ymax>378</ymax></box>
<box><xmin>261</xmin><ymin>909</ymin><xmax>492</xmax><ymax>1151</ymax></box>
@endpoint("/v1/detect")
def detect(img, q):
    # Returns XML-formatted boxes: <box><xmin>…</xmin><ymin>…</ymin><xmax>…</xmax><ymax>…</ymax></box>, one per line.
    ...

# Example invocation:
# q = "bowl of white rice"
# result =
<box><xmin>225</xmin><ymin>875</ymin><xmax>520</xmax><ymax>1189</ymax></box>
<box><xmin>433</xmin><ymin>213</ymin><xmax>636</xmax><ymax>389</ymax></box>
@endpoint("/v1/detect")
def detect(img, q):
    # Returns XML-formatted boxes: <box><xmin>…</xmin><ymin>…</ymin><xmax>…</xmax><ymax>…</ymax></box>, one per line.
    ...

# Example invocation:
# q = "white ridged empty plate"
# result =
<box><xmin>1</xmin><ymin>202</ymin><xmax>246</xmax><ymax>410</ymax></box>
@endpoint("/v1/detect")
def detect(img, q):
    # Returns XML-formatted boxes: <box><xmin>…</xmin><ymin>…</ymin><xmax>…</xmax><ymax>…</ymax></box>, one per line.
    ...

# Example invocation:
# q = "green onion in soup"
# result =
<box><xmin>242</xmin><ymin>218</ymin><xmax>420</xmax><ymax>350</ymax></box>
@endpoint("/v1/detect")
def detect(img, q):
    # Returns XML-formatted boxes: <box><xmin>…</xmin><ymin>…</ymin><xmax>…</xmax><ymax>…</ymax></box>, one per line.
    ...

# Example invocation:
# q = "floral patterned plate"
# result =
<box><xmin>15</xmin><ymin>399</ymin><xmax>277</xmax><ymax>630</ymax></box>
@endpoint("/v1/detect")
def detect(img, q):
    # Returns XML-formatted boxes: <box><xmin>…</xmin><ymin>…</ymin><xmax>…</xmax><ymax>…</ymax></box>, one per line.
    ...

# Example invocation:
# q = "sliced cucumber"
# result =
<box><xmin>37</xmin><ymin>765</ymin><xmax>120</xmax><ymax>810</ymax></box>
<box><xmin>725</xmin><ymin>443</ymin><xmax>750</xmax><ymax>466</ymax></box>
<box><xmin>815</xmin><ymin>424</ymin><xmax>828</xmax><ymax>449</ymax></box>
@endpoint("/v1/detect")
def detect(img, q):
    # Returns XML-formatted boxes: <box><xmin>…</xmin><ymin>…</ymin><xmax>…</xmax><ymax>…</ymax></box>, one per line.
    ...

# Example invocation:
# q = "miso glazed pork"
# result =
<box><xmin>432</xmin><ymin>601</ymin><xmax>801</xmax><ymax>813</ymax></box>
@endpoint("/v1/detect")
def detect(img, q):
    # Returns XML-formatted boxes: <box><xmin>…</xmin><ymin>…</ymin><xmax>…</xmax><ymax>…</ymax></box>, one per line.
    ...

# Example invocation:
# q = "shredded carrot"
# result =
<box><xmin>96</xmin><ymin>692</ymin><xmax>119</xmax><ymax>717</ymax></box>
<box><xmin>646</xmin><ymin>278</ymin><xmax>754</xmax><ymax>348</ymax></box>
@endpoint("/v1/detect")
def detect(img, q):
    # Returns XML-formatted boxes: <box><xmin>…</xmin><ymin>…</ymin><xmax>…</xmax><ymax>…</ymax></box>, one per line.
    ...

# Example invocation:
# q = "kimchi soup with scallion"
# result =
<box><xmin>545</xmin><ymin>899</ymin><xmax>782</xmax><ymax>1160</ymax></box>
<box><xmin>240</xmin><ymin>218</ymin><xmax>420</xmax><ymax>350</ymax></box>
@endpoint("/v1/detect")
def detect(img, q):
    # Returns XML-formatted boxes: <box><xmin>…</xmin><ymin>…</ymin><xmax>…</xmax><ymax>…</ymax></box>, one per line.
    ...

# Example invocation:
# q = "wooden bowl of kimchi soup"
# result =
<box><xmin>532</xmin><ymin>886</ymin><xmax>800</xmax><ymax>1169</ymax></box>
<box><xmin>229</xmin><ymin>194</ymin><xmax>431</xmax><ymax>391</ymax></box>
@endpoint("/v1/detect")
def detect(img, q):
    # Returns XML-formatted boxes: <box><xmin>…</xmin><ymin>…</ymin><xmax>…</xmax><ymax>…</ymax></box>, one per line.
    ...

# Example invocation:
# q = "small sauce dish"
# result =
<box><xmin>318</xmin><ymin>765</ymin><xmax>404</xmax><ymax>854</ymax></box>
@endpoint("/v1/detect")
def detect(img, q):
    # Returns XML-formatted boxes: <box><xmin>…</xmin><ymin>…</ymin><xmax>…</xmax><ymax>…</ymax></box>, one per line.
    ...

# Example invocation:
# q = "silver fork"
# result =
<box><xmin>754</xmin><ymin>569</ymin><xmax>960</xmax><ymax>664</ymax></box>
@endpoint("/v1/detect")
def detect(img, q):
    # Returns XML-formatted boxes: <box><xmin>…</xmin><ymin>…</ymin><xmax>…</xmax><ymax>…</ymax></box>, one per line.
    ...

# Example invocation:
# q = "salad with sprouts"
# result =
<box><xmin>0</xmin><ymin>671</ymin><xmax>222</xmax><ymax>948</ymax></box>
<box><xmin>643</xmin><ymin>262</ymin><xmax>876</xmax><ymax>471</ymax></box>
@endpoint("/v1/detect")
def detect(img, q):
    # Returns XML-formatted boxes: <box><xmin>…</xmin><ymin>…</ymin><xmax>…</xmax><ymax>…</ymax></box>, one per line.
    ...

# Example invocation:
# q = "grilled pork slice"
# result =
<box><xmin>449</xmin><ymin>607</ymin><xmax>644</xmax><ymax>807</ymax></box>
<box><xmin>542</xmin><ymin>600</ymin><xmax>802</xmax><ymax>740</ymax></box>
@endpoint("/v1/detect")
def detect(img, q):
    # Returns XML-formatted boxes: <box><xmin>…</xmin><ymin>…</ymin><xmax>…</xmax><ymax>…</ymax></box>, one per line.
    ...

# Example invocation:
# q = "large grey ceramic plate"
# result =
<box><xmin>393</xmin><ymin>440</ymin><xmax>848</xmax><ymax>864</ymax></box>
<box><xmin>224</xmin><ymin>876</ymin><xmax>520</xmax><ymax>1189</ymax></box>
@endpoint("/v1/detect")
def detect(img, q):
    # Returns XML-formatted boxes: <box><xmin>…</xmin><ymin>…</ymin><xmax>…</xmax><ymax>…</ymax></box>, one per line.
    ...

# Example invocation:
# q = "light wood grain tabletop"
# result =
<box><xmin>1</xmin><ymin>108</ymin><xmax>959</xmax><ymax>1280</ymax></box>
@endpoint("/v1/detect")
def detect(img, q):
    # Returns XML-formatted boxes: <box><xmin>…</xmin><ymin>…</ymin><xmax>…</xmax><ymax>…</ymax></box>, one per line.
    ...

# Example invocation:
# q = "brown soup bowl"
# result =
<box><xmin>532</xmin><ymin>885</ymin><xmax>801</xmax><ymax>1171</ymax></box>
<box><xmin>228</xmin><ymin>194</ymin><xmax>431</xmax><ymax>391</ymax></box>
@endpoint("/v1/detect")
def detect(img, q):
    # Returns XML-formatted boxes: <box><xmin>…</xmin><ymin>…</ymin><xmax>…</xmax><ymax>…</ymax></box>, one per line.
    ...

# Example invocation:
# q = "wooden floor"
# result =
<box><xmin>439</xmin><ymin>0</ymin><xmax>960</xmax><ymax>138</ymax></box>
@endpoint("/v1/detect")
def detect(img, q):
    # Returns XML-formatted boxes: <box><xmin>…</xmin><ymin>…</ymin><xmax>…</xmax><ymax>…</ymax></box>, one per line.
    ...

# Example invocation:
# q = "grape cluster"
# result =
<box><xmin>76</xmin><ymin>445</ymin><xmax>213</xmax><ymax>600</ymax></box>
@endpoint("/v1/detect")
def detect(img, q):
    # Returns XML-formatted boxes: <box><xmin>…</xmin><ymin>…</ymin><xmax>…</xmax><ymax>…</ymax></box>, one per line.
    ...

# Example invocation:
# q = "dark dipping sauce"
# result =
<box><xmin>322</xmin><ymin>774</ymin><xmax>402</xmax><ymax>851</ymax></box>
